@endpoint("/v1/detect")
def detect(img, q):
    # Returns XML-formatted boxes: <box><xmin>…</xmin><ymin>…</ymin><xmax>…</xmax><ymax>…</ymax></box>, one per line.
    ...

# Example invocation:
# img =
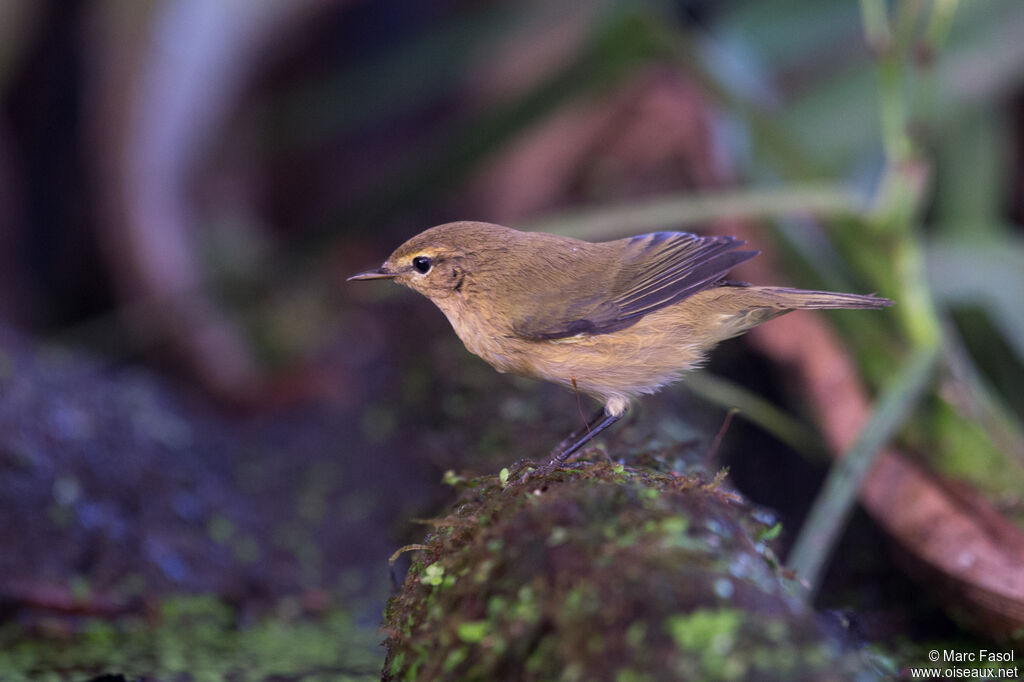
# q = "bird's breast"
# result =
<box><xmin>433</xmin><ymin>299</ymin><xmax>526</xmax><ymax>375</ymax></box>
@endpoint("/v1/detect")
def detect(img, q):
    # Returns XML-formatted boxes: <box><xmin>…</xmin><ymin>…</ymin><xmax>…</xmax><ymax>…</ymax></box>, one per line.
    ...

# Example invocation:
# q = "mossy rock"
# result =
<box><xmin>383</xmin><ymin>460</ymin><xmax>889</xmax><ymax>681</ymax></box>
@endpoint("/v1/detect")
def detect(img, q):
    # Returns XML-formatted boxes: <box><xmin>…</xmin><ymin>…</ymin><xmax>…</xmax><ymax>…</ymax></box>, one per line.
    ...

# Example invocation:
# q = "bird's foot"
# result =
<box><xmin>512</xmin><ymin>454</ymin><xmax>589</xmax><ymax>487</ymax></box>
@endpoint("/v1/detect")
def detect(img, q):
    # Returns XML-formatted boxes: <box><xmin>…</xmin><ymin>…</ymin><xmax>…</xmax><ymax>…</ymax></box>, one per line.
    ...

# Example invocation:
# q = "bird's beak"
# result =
<box><xmin>347</xmin><ymin>266</ymin><xmax>396</xmax><ymax>281</ymax></box>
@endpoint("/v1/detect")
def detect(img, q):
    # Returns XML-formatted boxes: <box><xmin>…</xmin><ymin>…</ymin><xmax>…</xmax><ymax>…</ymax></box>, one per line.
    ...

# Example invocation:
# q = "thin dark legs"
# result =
<box><xmin>515</xmin><ymin>407</ymin><xmax>625</xmax><ymax>485</ymax></box>
<box><xmin>548</xmin><ymin>407</ymin><xmax>605</xmax><ymax>460</ymax></box>
<box><xmin>548</xmin><ymin>409</ymin><xmax>622</xmax><ymax>465</ymax></box>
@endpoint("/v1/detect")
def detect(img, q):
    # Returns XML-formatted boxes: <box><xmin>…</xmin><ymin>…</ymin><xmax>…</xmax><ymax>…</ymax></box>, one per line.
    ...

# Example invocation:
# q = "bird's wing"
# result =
<box><xmin>511</xmin><ymin>231</ymin><xmax>758</xmax><ymax>340</ymax></box>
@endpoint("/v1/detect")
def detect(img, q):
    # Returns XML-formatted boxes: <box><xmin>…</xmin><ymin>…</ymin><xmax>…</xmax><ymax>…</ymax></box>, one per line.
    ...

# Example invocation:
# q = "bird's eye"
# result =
<box><xmin>412</xmin><ymin>256</ymin><xmax>433</xmax><ymax>274</ymax></box>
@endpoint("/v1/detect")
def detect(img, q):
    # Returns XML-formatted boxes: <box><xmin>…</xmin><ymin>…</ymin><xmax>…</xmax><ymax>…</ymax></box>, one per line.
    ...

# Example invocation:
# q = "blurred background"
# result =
<box><xmin>2</xmin><ymin>0</ymin><xmax>1024</xmax><ymax>678</ymax></box>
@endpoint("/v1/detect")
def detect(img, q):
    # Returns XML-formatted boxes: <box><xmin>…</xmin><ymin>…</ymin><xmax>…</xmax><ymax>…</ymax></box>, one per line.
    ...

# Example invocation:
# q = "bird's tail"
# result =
<box><xmin>707</xmin><ymin>285</ymin><xmax>891</xmax><ymax>342</ymax></box>
<box><xmin>752</xmin><ymin>286</ymin><xmax>893</xmax><ymax>310</ymax></box>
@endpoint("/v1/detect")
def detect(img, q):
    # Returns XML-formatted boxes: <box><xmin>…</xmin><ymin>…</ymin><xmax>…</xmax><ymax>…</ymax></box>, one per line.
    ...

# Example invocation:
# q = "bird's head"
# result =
<box><xmin>348</xmin><ymin>221</ymin><xmax>517</xmax><ymax>301</ymax></box>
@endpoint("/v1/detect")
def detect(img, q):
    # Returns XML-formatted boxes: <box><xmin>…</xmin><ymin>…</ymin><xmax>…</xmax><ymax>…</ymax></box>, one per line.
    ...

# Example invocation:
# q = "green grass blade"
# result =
<box><xmin>787</xmin><ymin>343</ymin><xmax>939</xmax><ymax>598</ymax></box>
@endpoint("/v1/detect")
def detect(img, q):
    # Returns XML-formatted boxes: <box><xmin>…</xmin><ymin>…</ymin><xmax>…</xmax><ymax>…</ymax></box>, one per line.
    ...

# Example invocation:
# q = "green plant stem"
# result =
<box><xmin>860</xmin><ymin>0</ymin><xmax>943</xmax><ymax>348</ymax></box>
<box><xmin>859</xmin><ymin>0</ymin><xmax>892</xmax><ymax>53</ymax></box>
<box><xmin>894</xmin><ymin>232</ymin><xmax>943</xmax><ymax>348</ymax></box>
<box><xmin>924</xmin><ymin>0</ymin><xmax>960</xmax><ymax>54</ymax></box>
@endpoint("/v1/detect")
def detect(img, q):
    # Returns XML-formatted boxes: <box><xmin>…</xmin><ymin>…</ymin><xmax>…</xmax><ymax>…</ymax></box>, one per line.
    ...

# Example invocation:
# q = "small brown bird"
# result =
<box><xmin>350</xmin><ymin>221</ymin><xmax>890</xmax><ymax>468</ymax></box>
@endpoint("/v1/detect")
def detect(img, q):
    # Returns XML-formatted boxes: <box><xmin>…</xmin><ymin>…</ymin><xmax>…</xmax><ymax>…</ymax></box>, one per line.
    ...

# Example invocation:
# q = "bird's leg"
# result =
<box><xmin>550</xmin><ymin>407</ymin><xmax>607</xmax><ymax>459</ymax></box>
<box><xmin>514</xmin><ymin>408</ymin><xmax>624</xmax><ymax>486</ymax></box>
<box><xmin>548</xmin><ymin>409</ymin><xmax>622</xmax><ymax>465</ymax></box>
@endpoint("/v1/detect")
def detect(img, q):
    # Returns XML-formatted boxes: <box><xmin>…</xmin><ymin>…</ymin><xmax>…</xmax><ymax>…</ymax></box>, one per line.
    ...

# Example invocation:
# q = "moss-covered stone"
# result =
<box><xmin>383</xmin><ymin>460</ymin><xmax>890</xmax><ymax>681</ymax></box>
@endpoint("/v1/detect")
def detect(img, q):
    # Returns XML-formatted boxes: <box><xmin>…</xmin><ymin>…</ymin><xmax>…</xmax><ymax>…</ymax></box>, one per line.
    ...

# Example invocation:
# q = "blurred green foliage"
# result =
<box><xmin>0</xmin><ymin>596</ymin><xmax>380</xmax><ymax>681</ymax></box>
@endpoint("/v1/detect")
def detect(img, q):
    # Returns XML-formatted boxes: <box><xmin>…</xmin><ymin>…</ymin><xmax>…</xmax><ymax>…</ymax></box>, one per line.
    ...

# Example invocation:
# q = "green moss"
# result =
<box><xmin>456</xmin><ymin>621</ymin><xmax>491</xmax><ymax>643</ymax></box>
<box><xmin>383</xmin><ymin>459</ymin><xmax>887</xmax><ymax>681</ymax></box>
<box><xmin>666</xmin><ymin>608</ymin><xmax>743</xmax><ymax>650</ymax></box>
<box><xmin>422</xmin><ymin>562</ymin><xmax>447</xmax><ymax>586</ymax></box>
<box><xmin>0</xmin><ymin>596</ymin><xmax>380</xmax><ymax>681</ymax></box>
